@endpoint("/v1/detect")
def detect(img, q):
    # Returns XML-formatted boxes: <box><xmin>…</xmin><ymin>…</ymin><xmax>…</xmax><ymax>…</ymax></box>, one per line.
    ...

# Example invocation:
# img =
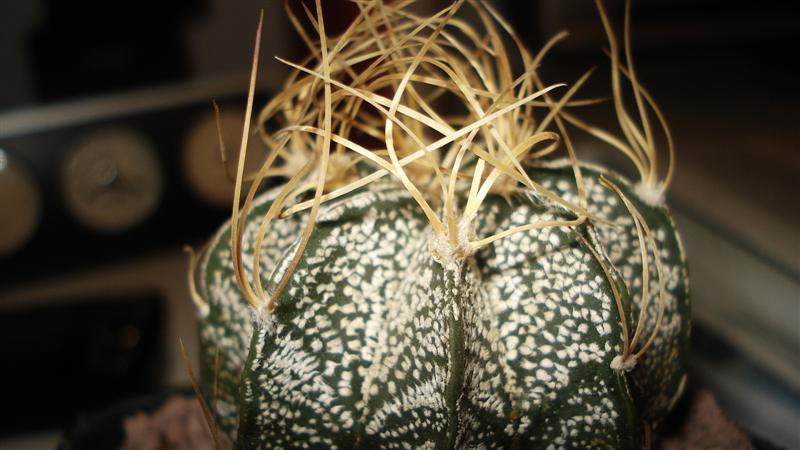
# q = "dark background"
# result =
<box><xmin>0</xmin><ymin>0</ymin><xmax>797</xmax><ymax>448</ymax></box>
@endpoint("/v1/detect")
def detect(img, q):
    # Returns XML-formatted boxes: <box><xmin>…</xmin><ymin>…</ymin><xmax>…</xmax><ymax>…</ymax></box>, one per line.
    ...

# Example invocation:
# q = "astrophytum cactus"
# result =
<box><xmin>187</xmin><ymin>1</ymin><xmax>689</xmax><ymax>448</ymax></box>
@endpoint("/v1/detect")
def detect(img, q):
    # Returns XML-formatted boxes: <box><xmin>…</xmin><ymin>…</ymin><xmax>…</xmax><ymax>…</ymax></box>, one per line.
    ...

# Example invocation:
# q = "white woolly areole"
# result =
<box><xmin>196</xmin><ymin>302</ymin><xmax>210</xmax><ymax>318</ymax></box>
<box><xmin>610</xmin><ymin>354</ymin><xmax>638</xmax><ymax>372</ymax></box>
<box><xmin>251</xmin><ymin>303</ymin><xmax>278</xmax><ymax>333</ymax></box>
<box><xmin>634</xmin><ymin>182</ymin><xmax>665</xmax><ymax>207</ymax></box>
<box><xmin>429</xmin><ymin>215</ymin><xmax>476</xmax><ymax>267</ymax></box>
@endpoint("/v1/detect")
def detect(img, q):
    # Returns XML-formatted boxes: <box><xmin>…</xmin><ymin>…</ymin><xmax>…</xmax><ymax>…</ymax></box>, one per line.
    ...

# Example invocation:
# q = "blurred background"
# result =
<box><xmin>0</xmin><ymin>0</ymin><xmax>797</xmax><ymax>448</ymax></box>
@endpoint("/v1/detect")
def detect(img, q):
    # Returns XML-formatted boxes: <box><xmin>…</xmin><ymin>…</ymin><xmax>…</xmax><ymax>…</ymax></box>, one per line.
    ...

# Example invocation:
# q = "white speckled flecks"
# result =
<box><xmin>197</xmin><ymin>162</ymin><xmax>689</xmax><ymax>449</ymax></box>
<box><xmin>531</xmin><ymin>162</ymin><xmax>690</xmax><ymax>423</ymax></box>
<box><xmin>197</xmin><ymin>186</ymin><xmax>307</xmax><ymax>439</ymax></box>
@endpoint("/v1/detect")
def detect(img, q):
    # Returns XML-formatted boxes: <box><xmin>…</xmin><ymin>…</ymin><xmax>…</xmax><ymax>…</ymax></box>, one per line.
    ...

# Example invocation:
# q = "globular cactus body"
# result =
<box><xmin>197</xmin><ymin>164</ymin><xmax>688</xmax><ymax>449</ymax></box>
<box><xmin>190</xmin><ymin>0</ymin><xmax>690</xmax><ymax>447</ymax></box>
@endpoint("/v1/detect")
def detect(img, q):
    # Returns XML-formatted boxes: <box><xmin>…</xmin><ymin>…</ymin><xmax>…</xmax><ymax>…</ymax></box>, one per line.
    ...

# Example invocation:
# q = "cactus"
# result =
<box><xmin>189</xmin><ymin>1</ymin><xmax>689</xmax><ymax>448</ymax></box>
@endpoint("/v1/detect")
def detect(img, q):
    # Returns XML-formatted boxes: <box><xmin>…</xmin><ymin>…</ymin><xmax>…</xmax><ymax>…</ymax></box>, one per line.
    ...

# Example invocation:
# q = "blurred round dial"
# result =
<box><xmin>62</xmin><ymin>129</ymin><xmax>163</xmax><ymax>232</ymax></box>
<box><xmin>182</xmin><ymin>108</ymin><xmax>267</xmax><ymax>207</ymax></box>
<box><xmin>0</xmin><ymin>149</ymin><xmax>41</xmax><ymax>257</ymax></box>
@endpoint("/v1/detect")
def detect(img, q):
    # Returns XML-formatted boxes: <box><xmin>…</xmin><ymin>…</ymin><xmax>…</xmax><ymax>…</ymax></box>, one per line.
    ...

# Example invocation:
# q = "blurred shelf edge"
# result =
<box><xmin>665</xmin><ymin>111</ymin><xmax>799</xmax><ymax>394</ymax></box>
<box><xmin>673</xmin><ymin>207</ymin><xmax>800</xmax><ymax>392</ymax></box>
<box><xmin>671</xmin><ymin>158</ymin><xmax>799</xmax><ymax>282</ymax></box>
<box><xmin>0</xmin><ymin>246</ymin><xmax>200</xmax><ymax>390</ymax></box>
<box><xmin>0</xmin><ymin>71</ymin><xmax>283</xmax><ymax>286</ymax></box>
<box><xmin>691</xmin><ymin>327</ymin><xmax>800</xmax><ymax>449</ymax></box>
<box><xmin>0</xmin><ymin>71</ymin><xmax>278</xmax><ymax>140</ymax></box>
<box><xmin>0</xmin><ymin>431</ymin><xmax>60</xmax><ymax>450</ymax></box>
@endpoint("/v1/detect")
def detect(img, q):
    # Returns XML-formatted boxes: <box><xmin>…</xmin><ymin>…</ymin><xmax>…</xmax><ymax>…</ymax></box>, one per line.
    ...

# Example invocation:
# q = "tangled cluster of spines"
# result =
<box><xmin>224</xmin><ymin>0</ymin><xmax>615</xmax><ymax>312</ymax></box>
<box><xmin>561</xmin><ymin>0</ymin><xmax>675</xmax><ymax>206</ymax></box>
<box><xmin>229</xmin><ymin>0</ymin><xmax>668</xmax><ymax>364</ymax></box>
<box><xmin>188</xmin><ymin>0</ymin><xmax>687</xmax><ymax>447</ymax></box>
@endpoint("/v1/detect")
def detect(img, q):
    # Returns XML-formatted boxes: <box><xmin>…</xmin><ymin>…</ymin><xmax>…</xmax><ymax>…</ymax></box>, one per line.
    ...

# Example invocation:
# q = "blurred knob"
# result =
<box><xmin>0</xmin><ymin>149</ymin><xmax>42</xmax><ymax>257</ymax></box>
<box><xmin>181</xmin><ymin>107</ymin><xmax>267</xmax><ymax>208</ymax></box>
<box><xmin>62</xmin><ymin>129</ymin><xmax>163</xmax><ymax>232</ymax></box>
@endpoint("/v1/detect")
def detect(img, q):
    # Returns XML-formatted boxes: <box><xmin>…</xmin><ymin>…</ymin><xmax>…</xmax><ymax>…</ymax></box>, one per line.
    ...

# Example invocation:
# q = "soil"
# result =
<box><xmin>119</xmin><ymin>396</ymin><xmax>217</xmax><ymax>450</ymax></box>
<box><xmin>117</xmin><ymin>389</ymin><xmax>755</xmax><ymax>449</ymax></box>
<box><xmin>659</xmin><ymin>389</ymin><xmax>755</xmax><ymax>450</ymax></box>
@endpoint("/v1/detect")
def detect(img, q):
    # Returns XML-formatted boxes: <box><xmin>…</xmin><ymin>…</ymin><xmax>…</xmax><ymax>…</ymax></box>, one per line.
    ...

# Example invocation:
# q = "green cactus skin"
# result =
<box><xmin>197</xmin><ymin>191</ymin><xmax>307</xmax><ymax>440</ymax></box>
<box><xmin>555</xmin><ymin>166</ymin><xmax>691</xmax><ymax>424</ymax></box>
<box><xmin>196</xmin><ymin>161</ymin><xmax>689</xmax><ymax>449</ymax></box>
